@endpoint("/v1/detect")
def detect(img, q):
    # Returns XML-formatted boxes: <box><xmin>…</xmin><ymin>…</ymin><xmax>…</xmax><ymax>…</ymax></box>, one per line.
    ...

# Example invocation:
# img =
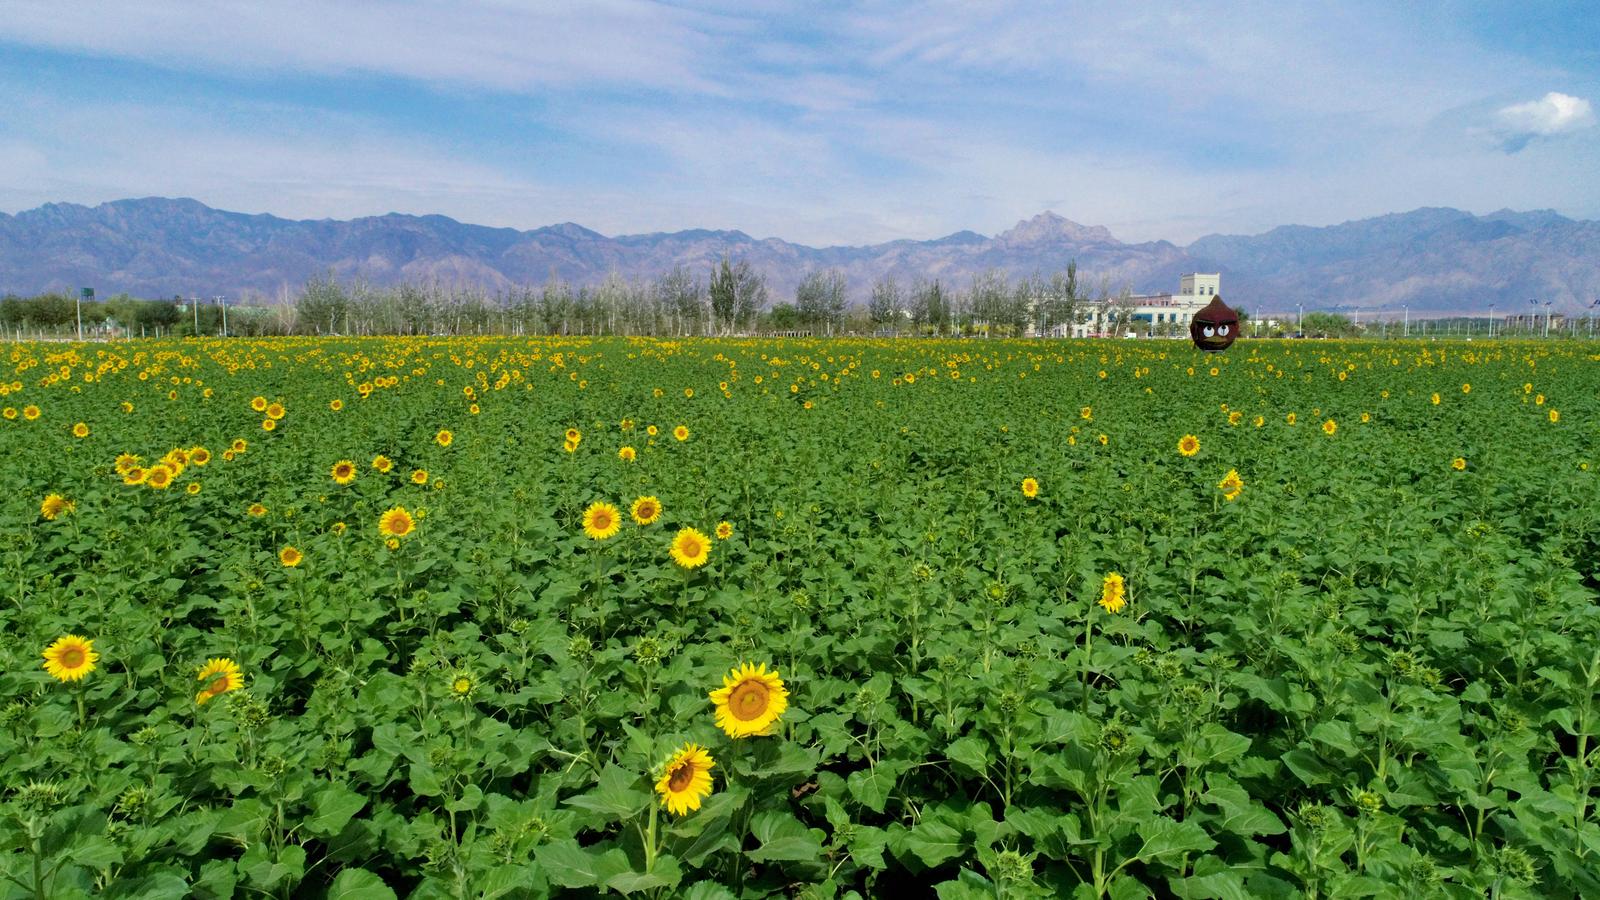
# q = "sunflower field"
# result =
<box><xmin>2</xmin><ymin>336</ymin><xmax>1598</xmax><ymax>898</ymax></box>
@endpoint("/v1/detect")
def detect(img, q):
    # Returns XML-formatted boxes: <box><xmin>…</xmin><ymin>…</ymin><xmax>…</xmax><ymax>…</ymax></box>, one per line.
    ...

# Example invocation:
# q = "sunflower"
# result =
<box><xmin>120</xmin><ymin>401</ymin><xmax>134</xmax><ymax>414</ymax></box>
<box><xmin>1228</xmin><ymin>411</ymin><xmax>1243</xmax><ymax>426</ymax></box>
<box><xmin>411</xmin><ymin>468</ymin><xmax>429</xmax><ymax>485</ymax></box>
<box><xmin>1285</xmin><ymin>413</ymin><xmax>1297</xmax><ymax>425</ymax></box>
<box><xmin>1217</xmin><ymin>469</ymin><xmax>1244</xmax><ymax>501</ymax></box>
<box><xmin>1452</xmin><ymin>457</ymin><xmax>1467</xmax><ymax>471</ymax></box>
<box><xmin>250</xmin><ymin>396</ymin><xmax>268</xmax><ymax>412</ymax></box>
<box><xmin>1080</xmin><ymin>406</ymin><xmax>1093</xmax><ymax>421</ymax></box>
<box><xmin>261</xmin><ymin>418</ymin><xmax>276</xmax><ymax>431</ymax></box>
<box><xmin>715</xmin><ymin>521</ymin><xmax>733</xmax><ymax>540</ymax></box>
<box><xmin>190</xmin><ymin>447</ymin><xmax>211</xmax><ymax>466</ymax></box>
<box><xmin>563</xmin><ymin>439</ymin><xmax>579</xmax><ymax>454</ymax></box>
<box><xmin>68</xmin><ymin>421</ymin><xmax>90</xmax><ymax>439</ymax></box>
<box><xmin>670</xmin><ymin>527</ymin><xmax>711</xmax><ymax>569</ymax></box>
<box><xmin>231</xmin><ymin>438</ymin><xmax>248</xmax><ymax>453</ymax></box>
<box><xmin>40</xmin><ymin>494</ymin><xmax>73</xmax><ymax>520</ymax></box>
<box><xmin>379</xmin><ymin>506</ymin><xmax>416</xmax><ymax>538</ymax></box>
<box><xmin>1430</xmin><ymin>393</ymin><xmax>1441</xmax><ymax>406</ymax></box>
<box><xmin>709</xmin><ymin>662</ymin><xmax>789</xmax><ymax>738</ymax></box>
<box><xmin>265</xmin><ymin>402</ymin><xmax>286</xmax><ymax>420</ymax></box>
<box><xmin>630</xmin><ymin>496</ymin><xmax>662</xmax><ymax>525</ymax></box>
<box><xmin>23</xmin><ymin>405</ymin><xmax>40</xmax><ymax>420</ymax></box>
<box><xmin>1021</xmin><ymin>477</ymin><xmax>1039</xmax><ymax>498</ymax></box>
<box><xmin>582</xmin><ymin>502</ymin><xmax>622</xmax><ymax>540</ymax></box>
<box><xmin>1322</xmin><ymin>419</ymin><xmax>1337</xmax><ymax>436</ymax></box>
<box><xmin>436</xmin><ymin>429</ymin><xmax>453</xmax><ymax>447</ymax></box>
<box><xmin>186</xmin><ymin>482</ymin><xmax>201</xmax><ymax>495</ymax></box>
<box><xmin>247</xmin><ymin>502</ymin><xmax>267</xmax><ymax>517</ymax></box>
<box><xmin>122</xmin><ymin>466</ymin><xmax>148</xmax><ymax>485</ymax></box>
<box><xmin>655</xmin><ymin>743</ymin><xmax>715</xmax><ymax>815</ymax></box>
<box><xmin>673</xmin><ymin>425</ymin><xmax>690</xmax><ymax>442</ymax></box>
<box><xmin>279</xmin><ymin>546</ymin><xmax>303</xmax><ymax>567</ymax></box>
<box><xmin>1</xmin><ymin>407</ymin><xmax>13</xmax><ymax>419</ymax></box>
<box><xmin>618</xmin><ymin>446</ymin><xmax>637</xmax><ymax>462</ymax></box>
<box><xmin>330</xmin><ymin>460</ymin><xmax>357</xmax><ymax>485</ymax></box>
<box><xmin>1550</xmin><ymin>409</ymin><xmax>1561</xmax><ymax>423</ymax></box>
<box><xmin>647</xmin><ymin>425</ymin><xmax>659</xmax><ymax>437</ymax></box>
<box><xmin>620</xmin><ymin>417</ymin><xmax>635</xmax><ymax>430</ymax></box>
<box><xmin>144</xmin><ymin>464</ymin><xmax>174</xmax><ymax>489</ymax></box>
<box><xmin>42</xmin><ymin>635</ymin><xmax>98</xmax><ymax>682</ymax></box>
<box><xmin>565</xmin><ymin>427</ymin><xmax>582</xmax><ymax>444</ymax></box>
<box><xmin>449</xmin><ymin>672</ymin><xmax>476</xmax><ymax>700</ymax></box>
<box><xmin>372</xmin><ymin>454</ymin><xmax>393</xmax><ymax>473</ymax></box>
<box><xmin>1099</xmin><ymin>572</ymin><xmax>1127</xmax><ymax>614</ymax></box>
<box><xmin>195</xmin><ymin>658</ymin><xmax>243</xmax><ymax>704</ymax></box>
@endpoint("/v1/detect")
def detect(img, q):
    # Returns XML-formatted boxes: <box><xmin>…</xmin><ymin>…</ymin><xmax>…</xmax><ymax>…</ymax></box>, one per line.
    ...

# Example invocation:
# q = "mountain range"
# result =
<box><xmin>2</xmin><ymin>198</ymin><xmax>1598</xmax><ymax>314</ymax></box>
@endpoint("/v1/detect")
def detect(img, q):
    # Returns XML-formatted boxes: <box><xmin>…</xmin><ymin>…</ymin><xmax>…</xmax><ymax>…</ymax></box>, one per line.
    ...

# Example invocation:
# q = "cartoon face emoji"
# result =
<box><xmin>1190</xmin><ymin>296</ymin><xmax>1239</xmax><ymax>352</ymax></box>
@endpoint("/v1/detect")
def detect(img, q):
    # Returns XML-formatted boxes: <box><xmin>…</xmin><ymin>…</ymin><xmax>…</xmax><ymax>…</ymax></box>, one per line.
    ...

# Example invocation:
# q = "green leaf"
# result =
<box><xmin>946</xmin><ymin>736</ymin><xmax>990</xmax><ymax>776</ymax></box>
<box><xmin>847</xmin><ymin>761</ymin><xmax>904</xmax><ymax>814</ymax></box>
<box><xmin>604</xmin><ymin>855</ymin><xmax>683</xmax><ymax>894</ymax></box>
<box><xmin>563</xmin><ymin>765</ymin><xmax>651</xmax><ymax>821</ymax></box>
<box><xmin>534</xmin><ymin>839</ymin><xmax>631</xmax><ymax>889</ymax></box>
<box><xmin>897</xmin><ymin>814</ymin><xmax>966</xmax><ymax>868</ymax></box>
<box><xmin>746</xmin><ymin>810</ymin><xmax>824</xmax><ymax>862</ymax></box>
<box><xmin>305</xmin><ymin>784</ymin><xmax>368</xmax><ymax>837</ymax></box>
<box><xmin>1281</xmin><ymin>748</ymin><xmax>1336</xmax><ymax>786</ymax></box>
<box><xmin>1132</xmin><ymin>816</ymin><xmax>1216</xmax><ymax>862</ymax></box>
<box><xmin>326</xmin><ymin>867</ymin><xmax>397</xmax><ymax>900</ymax></box>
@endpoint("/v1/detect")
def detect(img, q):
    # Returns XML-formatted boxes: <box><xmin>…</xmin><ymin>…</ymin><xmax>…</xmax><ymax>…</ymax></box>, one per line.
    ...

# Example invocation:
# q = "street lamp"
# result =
<box><xmin>1489</xmin><ymin>304</ymin><xmax>1495</xmax><ymax>339</ymax></box>
<box><xmin>1403</xmin><ymin>304</ymin><xmax>1408</xmax><ymax>337</ymax></box>
<box><xmin>1543</xmin><ymin>300</ymin><xmax>1553</xmax><ymax>338</ymax></box>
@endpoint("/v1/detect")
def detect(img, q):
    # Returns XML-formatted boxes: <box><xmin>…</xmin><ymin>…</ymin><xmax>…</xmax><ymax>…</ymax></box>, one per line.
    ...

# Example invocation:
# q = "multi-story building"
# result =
<box><xmin>1045</xmin><ymin>273</ymin><xmax>1222</xmax><ymax>338</ymax></box>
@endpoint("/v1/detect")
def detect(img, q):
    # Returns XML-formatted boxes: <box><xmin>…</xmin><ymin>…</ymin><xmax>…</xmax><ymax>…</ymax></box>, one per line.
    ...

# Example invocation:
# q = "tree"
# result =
<box><xmin>868</xmin><ymin>274</ymin><xmax>904</xmax><ymax>333</ymax></box>
<box><xmin>709</xmin><ymin>259</ymin><xmax>736</xmax><ymax>335</ymax></box>
<box><xmin>732</xmin><ymin>260</ymin><xmax>767</xmax><ymax>333</ymax></box>
<box><xmin>795</xmin><ymin>269</ymin><xmax>847</xmax><ymax>335</ymax></box>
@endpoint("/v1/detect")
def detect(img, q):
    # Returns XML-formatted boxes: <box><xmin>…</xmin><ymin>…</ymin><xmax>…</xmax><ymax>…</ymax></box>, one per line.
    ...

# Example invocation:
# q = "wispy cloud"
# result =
<box><xmin>1492</xmin><ymin>92</ymin><xmax>1596</xmax><ymax>152</ymax></box>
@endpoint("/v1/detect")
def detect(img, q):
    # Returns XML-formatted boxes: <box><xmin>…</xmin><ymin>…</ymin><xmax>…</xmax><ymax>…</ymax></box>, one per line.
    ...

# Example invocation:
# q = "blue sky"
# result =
<box><xmin>1</xmin><ymin>1</ymin><xmax>1596</xmax><ymax>245</ymax></box>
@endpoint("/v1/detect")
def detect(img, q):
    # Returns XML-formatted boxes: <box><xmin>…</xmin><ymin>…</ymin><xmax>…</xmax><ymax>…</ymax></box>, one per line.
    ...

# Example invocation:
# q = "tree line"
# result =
<box><xmin>3</xmin><ymin>259</ymin><xmax>1132</xmax><ymax>338</ymax></box>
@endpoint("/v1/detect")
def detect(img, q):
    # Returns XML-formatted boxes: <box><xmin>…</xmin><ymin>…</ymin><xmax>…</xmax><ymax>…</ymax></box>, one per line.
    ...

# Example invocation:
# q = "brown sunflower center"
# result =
<box><xmin>729</xmin><ymin>680</ymin><xmax>769</xmax><ymax>721</ymax></box>
<box><xmin>594</xmin><ymin>511</ymin><xmax>613</xmax><ymax>529</ymax></box>
<box><xmin>640</xmin><ymin>503</ymin><xmax>656</xmax><ymax>518</ymax></box>
<box><xmin>682</xmin><ymin>537</ymin><xmax>702</xmax><ymax>558</ymax></box>
<box><xmin>60</xmin><ymin>648</ymin><xmax>85</xmax><ymax>668</ymax></box>
<box><xmin>205</xmin><ymin>675</ymin><xmax>230</xmax><ymax>695</ymax></box>
<box><xmin>668</xmin><ymin>762</ymin><xmax>695</xmax><ymax>791</ymax></box>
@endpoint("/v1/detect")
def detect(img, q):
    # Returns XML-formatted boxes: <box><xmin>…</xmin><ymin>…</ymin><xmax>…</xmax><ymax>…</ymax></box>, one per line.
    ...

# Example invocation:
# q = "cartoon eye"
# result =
<box><xmin>1217</xmin><ymin>324</ymin><xmax>1230</xmax><ymax>336</ymax></box>
<box><xmin>1202</xmin><ymin>326</ymin><xmax>1216</xmax><ymax>337</ymax></box>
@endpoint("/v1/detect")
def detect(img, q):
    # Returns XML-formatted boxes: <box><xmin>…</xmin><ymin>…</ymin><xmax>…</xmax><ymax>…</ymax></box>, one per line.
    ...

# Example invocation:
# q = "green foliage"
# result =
<box><xmin>1</xmin><ymin>336</ymin><xmax>1598</xmax><ymax>896</ymax></box>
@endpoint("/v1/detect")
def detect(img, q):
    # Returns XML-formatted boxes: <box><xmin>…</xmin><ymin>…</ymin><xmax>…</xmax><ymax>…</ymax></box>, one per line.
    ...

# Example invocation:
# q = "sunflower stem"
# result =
<box><xmin>643</xmin><ymin>799</ymin><xmax>659</xmax><ymax>873</ymax></box>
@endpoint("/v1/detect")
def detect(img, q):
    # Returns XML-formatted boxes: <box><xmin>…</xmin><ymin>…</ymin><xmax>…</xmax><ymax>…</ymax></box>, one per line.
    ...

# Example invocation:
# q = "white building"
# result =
<box><xmin>1046</xmin><ymin>273</ymin><xmax>1222</xmax><ymax>338</ymax></box>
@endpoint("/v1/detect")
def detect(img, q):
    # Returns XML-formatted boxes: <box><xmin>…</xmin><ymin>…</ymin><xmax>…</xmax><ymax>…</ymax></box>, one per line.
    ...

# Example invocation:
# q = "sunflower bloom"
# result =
<box><xmin>279</xmin><ymin>546</ymin><xmax>303</xmax><ymax>567</ymax></box>
<box><xmin>630</xmin><ymin>496</ymin><xmax>662</xmax><ymax>525</ymax></box>
<box><xmin>372</xmin><ymin>454</ymin><xmax>393</xmax><ymax>473</ymax></box>
<box><xmin>250</xmin><ymin>396</ymin><xmax>268</xmax><ymax>412</ymax></box>
<box><xmin>673</xmin><ymin>425</ymin><xmax>690</xmax><ymax>442</ymax></box>
<box><xmin>411</xmin><ymin>468</ymin><xmax>429</xmax><ymax>485</ymax></box>
<box><xmin>145</xmin><ymin>464</ymin><xmax>174</xmax><ymax>489</ymax></box>
<box><xmin>72</xmin><ymin>422</ymin><xmax>90</xmax><ymax>438</ymax></box>
<box><xmin>40</xmin><ymin>494</ymin><xmax>74</xmax><ymax>520</ymax></box>
<box><xmin>670</xmin><ymin>527</ymin><xmax>711</xmax><ymax>568</ymax></box>
<box><xmin>1021</xmin><ymin>477</ymin><xmax>1039</xmax><ymax>499</ymax></box>
<box><xmin>195</xmin><ymin>658</ymin><xmax>243</xmax><ymax>704</ymax></box>
<box><xmin>1099</xmin><ymin>572</ymin><xmax>1127</xmax><ymax>614</ymax></box>
<box><xmin>266</xmin><ymin>402</ymin><xmax>286</xmax><ymax>420</ymax></box>
<box><xmin>330</xmin><ymin>460</ymin><xmax>357</xmax><ymax>485</ymax></box>
<box><xmin>582</xmin><ymin>502</ymin><xmax>622</xmax><ymax>540</ymax></box>
<box><xmin>618</xmin><ymin>446</ymin><xmax>636</xmax><ymax>462</ymax></box>
<box><xmin>190</xmin><ymin>447</ymin><xmax>211</xmax><ymax>466</ymax></box>
<box><xmin>1550</xmin><ymin>409</ymin><xmax>1560</xmax><ymax>424</ymax></box>
<box><xmin>1218</xmin><ymin>469</ymin><xmax>1244</xmax><ymax>501</ymax></box>
<box><xmin>122</xmin><ymin>466</ymin><xmax>148</xmax><ymax>485</ymax></box>
<box><xmin>1452</xmin><ymin>457</ymin><xmax>1467</xmax><ymax>471</ymax></box>
<box><xmin>436</xmin><ymin>429</ymin><xmax>453</xmax><ymax>447</ymax></box>
<box><xmin>709</xmin><ymin>662</ymin><xmax>789</xmax><ymax>738</ymax></box>
<box><xmin>1322</xmin><ymin>419</ymin><xmax>1337</xmax><ymax>435</ymax></box>
<box><xmin>655</xmin><ymin>743</ymin><xmax>715</xmax><ymax>815</ymax></box>
<box><xmin>247</xmin><ymin>503</ymin><xmax>267</xmax><ymax>517</ymax></box>
<box><xmin>379</xmin><ymin>506</ymin><xmax>416</xmax><ymax>538</ymax></box>
<box><xmin>715</xmin><ymin>521</ymin><xmax>733</xmax><ymax>540</ymax></box>
<box><xmin>42</xmin><ymin>635</ymin><xmax>97</xmax><ymax>682</ymax></box>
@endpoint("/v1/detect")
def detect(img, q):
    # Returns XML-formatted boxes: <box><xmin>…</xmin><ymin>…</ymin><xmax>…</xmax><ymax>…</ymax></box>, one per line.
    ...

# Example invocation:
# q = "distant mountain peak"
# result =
<box><xmin>997</xmin><ymin>211</ymin><xmax>1117</xmax><ymax>246</ymax></box>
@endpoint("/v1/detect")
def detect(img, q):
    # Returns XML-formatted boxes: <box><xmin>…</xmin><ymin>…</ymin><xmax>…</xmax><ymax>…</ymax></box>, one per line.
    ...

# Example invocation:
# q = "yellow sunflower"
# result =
<box><xmin>1322</xmin><ymin>419</ymin><xmax>1337</xmax><ymax>436</ymax></box>
<box><xmin>261</xmin><ymin>418</ymin><xmax>276</xmax><ymax>431</ymax></box>
<box><xmin>1177</xmin><ymin>435</ymin><xmax>1200</xmax><ymax>457</ymax></box>
<box><xmin>1020</xmin><ymin>477</ymin><xmax>1039</xmax><ymax>499</ymax></box>
<box><xmin>379</xmin><ymin>506</ymin><xmax>416</xmax><ymax>538</ymax></box>
<box><xmin>709</xmin><ymin>662</ymin><xmax>789</xmax><ymax>738</ymax></box>
<box><xmin>190</xmin><ymin>447</ymin><xmax>211</xmax><ymax>466</ymax></box>
<box><xmin>123</xmin><ymin>466</ymin><xmax>147</xmax><ymax>485</ymax></box>
<box><xmin>655</xmin><ymin>743</ymin><xmax>715</xmax><ymax>815</ymax></box>
<box><xmin>1452</xmin><ymin>457</ymin><xmax>1467</xmax><ymax>471</ymax></box>
<box><xmin>247</xmin><ymin>502</ymin><xmax>267</xmax><ymax>517</ymax></box>
<box><xmin>1099</xmin><ymin>572</ymin><xmax>1127</xmax><ymax>614</ymax></box>
<box><xmin>673</xmin><ymin>425</ymin><xmax>689</xmax><ymax>442</ymax></box>
<box><xmin>1218</xmin><ymin>469</ymin><xmax>1244</xmax><ymax>501</ymax></box>
<box><xmin>42</xmin><ymin>635</ymin><xmax>98</xmax><ymax>682</ymax></box>
<box><xmin>372</xmin><ymin>454</ymin><xmax>394</xmax><ymax>473</ymax></box>
<box><xmin>195</xmin><ymin>658</ymin><xmax>244</xmax><ymax>704</ymax></box>
<box><xmin>647</xmin><ymin>425</ymin><xmax>659</xmax><ymax>437</ymax></box>
<box><xmin>266</xmin><ymin>402</ymin><xmax>286</xmax><ymax>420</ymax></box>
<box><xmin>145</xmin><ymin>464</ymin><xmax>174</xmax><ymax>489</ymax></box>
<box><xmin>630</xmin><ymin>496</ymin><xmax>662</xmax><ymax>525</ymax></box>
<box><xmin>114</xmin><ymin>452</ymin><xmax>142</xmax><ymax>474</ymax></box>
<box><xmin>411</xmin><ymin>468</ymin><xmax>429</xmax><ymax>485</ymax></box>
<box><xmin>71</xmin><ymin>422</ymin><xmax>90</xmax><ymax>438</ymax></box>
<box><xmin>670</xmin><ymin>527</ymin><xmax>711</xmax><ymax>569</ymax></box>
<box><xmin>618</xmin><ymin>446</ymin><xmax>637</xmax><ymax>462</ymax></box>
<box><xmin>582</xmin><ymin>502</ymin><xmax>622</xmax><ymax>540</ymax></box>
<box><xmin>23</xmin><ymin>405</ymin><xmax>40</xmax><ymax>420</ymax></box>
<box><xmin>715</xmin><ymin>521</ymin><xmax>733</xmax><ymax>540</ymax></box>
<box><xmin>436</xmin><ymin>429</ymin><xmax>453</xmax><ymax>447</ymax></box>
<box><xmin>330</xmin><ymin>460</ymin><xmax>357</xmax><ymax>485</ymax></box>
<box><xmin>40</xmin><ymin>493</ymin><xmax>74</xmax><ymax>520</ymax></box>
<box><xmin>186</xmin><ymin>482</ymin><xmax>201</xmax><ymax>495</ymax></box>
<box><xmin>231</xmin><ymin>438</ymin><xmax>248</xmax><ymax>453</ymax></box>
<box><xmin>279</xmin><ymin>546</ymin><xmax>303</xmax><ymax>567</ymax></box>
<box><xmin>1550</xmin><ymin>409</ymin><xmax>1560</xmax><ymax>424</ymax></box>
<box><xmin>329</xmin><ymin>398</ymin><xmax>344</xmax><ymax>411</ymax></box>
<box><xmin>250</xmin><ymin>396</ymin><xmax>268</xmax><ymax>412</ymax></box>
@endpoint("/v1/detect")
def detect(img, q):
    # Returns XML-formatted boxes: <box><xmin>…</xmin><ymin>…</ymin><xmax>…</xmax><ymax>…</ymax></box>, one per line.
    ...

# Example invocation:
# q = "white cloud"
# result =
<box><xmin>1493</xmin><ymin>91</ymin><xmax>1595</xmax><ymax>151</ymax></box>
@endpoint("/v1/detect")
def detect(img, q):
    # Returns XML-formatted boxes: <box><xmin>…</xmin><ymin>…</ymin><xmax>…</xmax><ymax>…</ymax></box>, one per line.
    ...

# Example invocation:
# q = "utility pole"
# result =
<box><xmin>1403</xmin><ymin>305</ymin><xmax>1408</xmax><ymax>337</ymax></box>
<box><xmin>191</xmin><ymin>296</ymin><xmax>199</xmax><ymax>336</ymax></box>
<box><xmin>1543</xmin><ymin>301</ymin><xmax>1553</xmax><ymax>338</ymax></box>
<box><xmin>1489</xmin><ymin>304</ymin><xmax>1495</xmax><ymax>338</ymax></box>
<box><xmin>76</xmin><ymin>287</ymin><xmax>91</xmax><ymax>340</ymax></box>
<box><xmin>217</xmin><ymin>296</ymin><xmax>227</xmax><ymax>337</ymax></box>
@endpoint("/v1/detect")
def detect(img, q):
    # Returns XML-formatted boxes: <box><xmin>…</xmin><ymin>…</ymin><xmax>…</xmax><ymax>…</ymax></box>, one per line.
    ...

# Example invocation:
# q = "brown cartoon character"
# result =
<box><xmin>1190</xmin><ymin>295</ymin><xmax>1239</xmax><ymax>351</ymax></box>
